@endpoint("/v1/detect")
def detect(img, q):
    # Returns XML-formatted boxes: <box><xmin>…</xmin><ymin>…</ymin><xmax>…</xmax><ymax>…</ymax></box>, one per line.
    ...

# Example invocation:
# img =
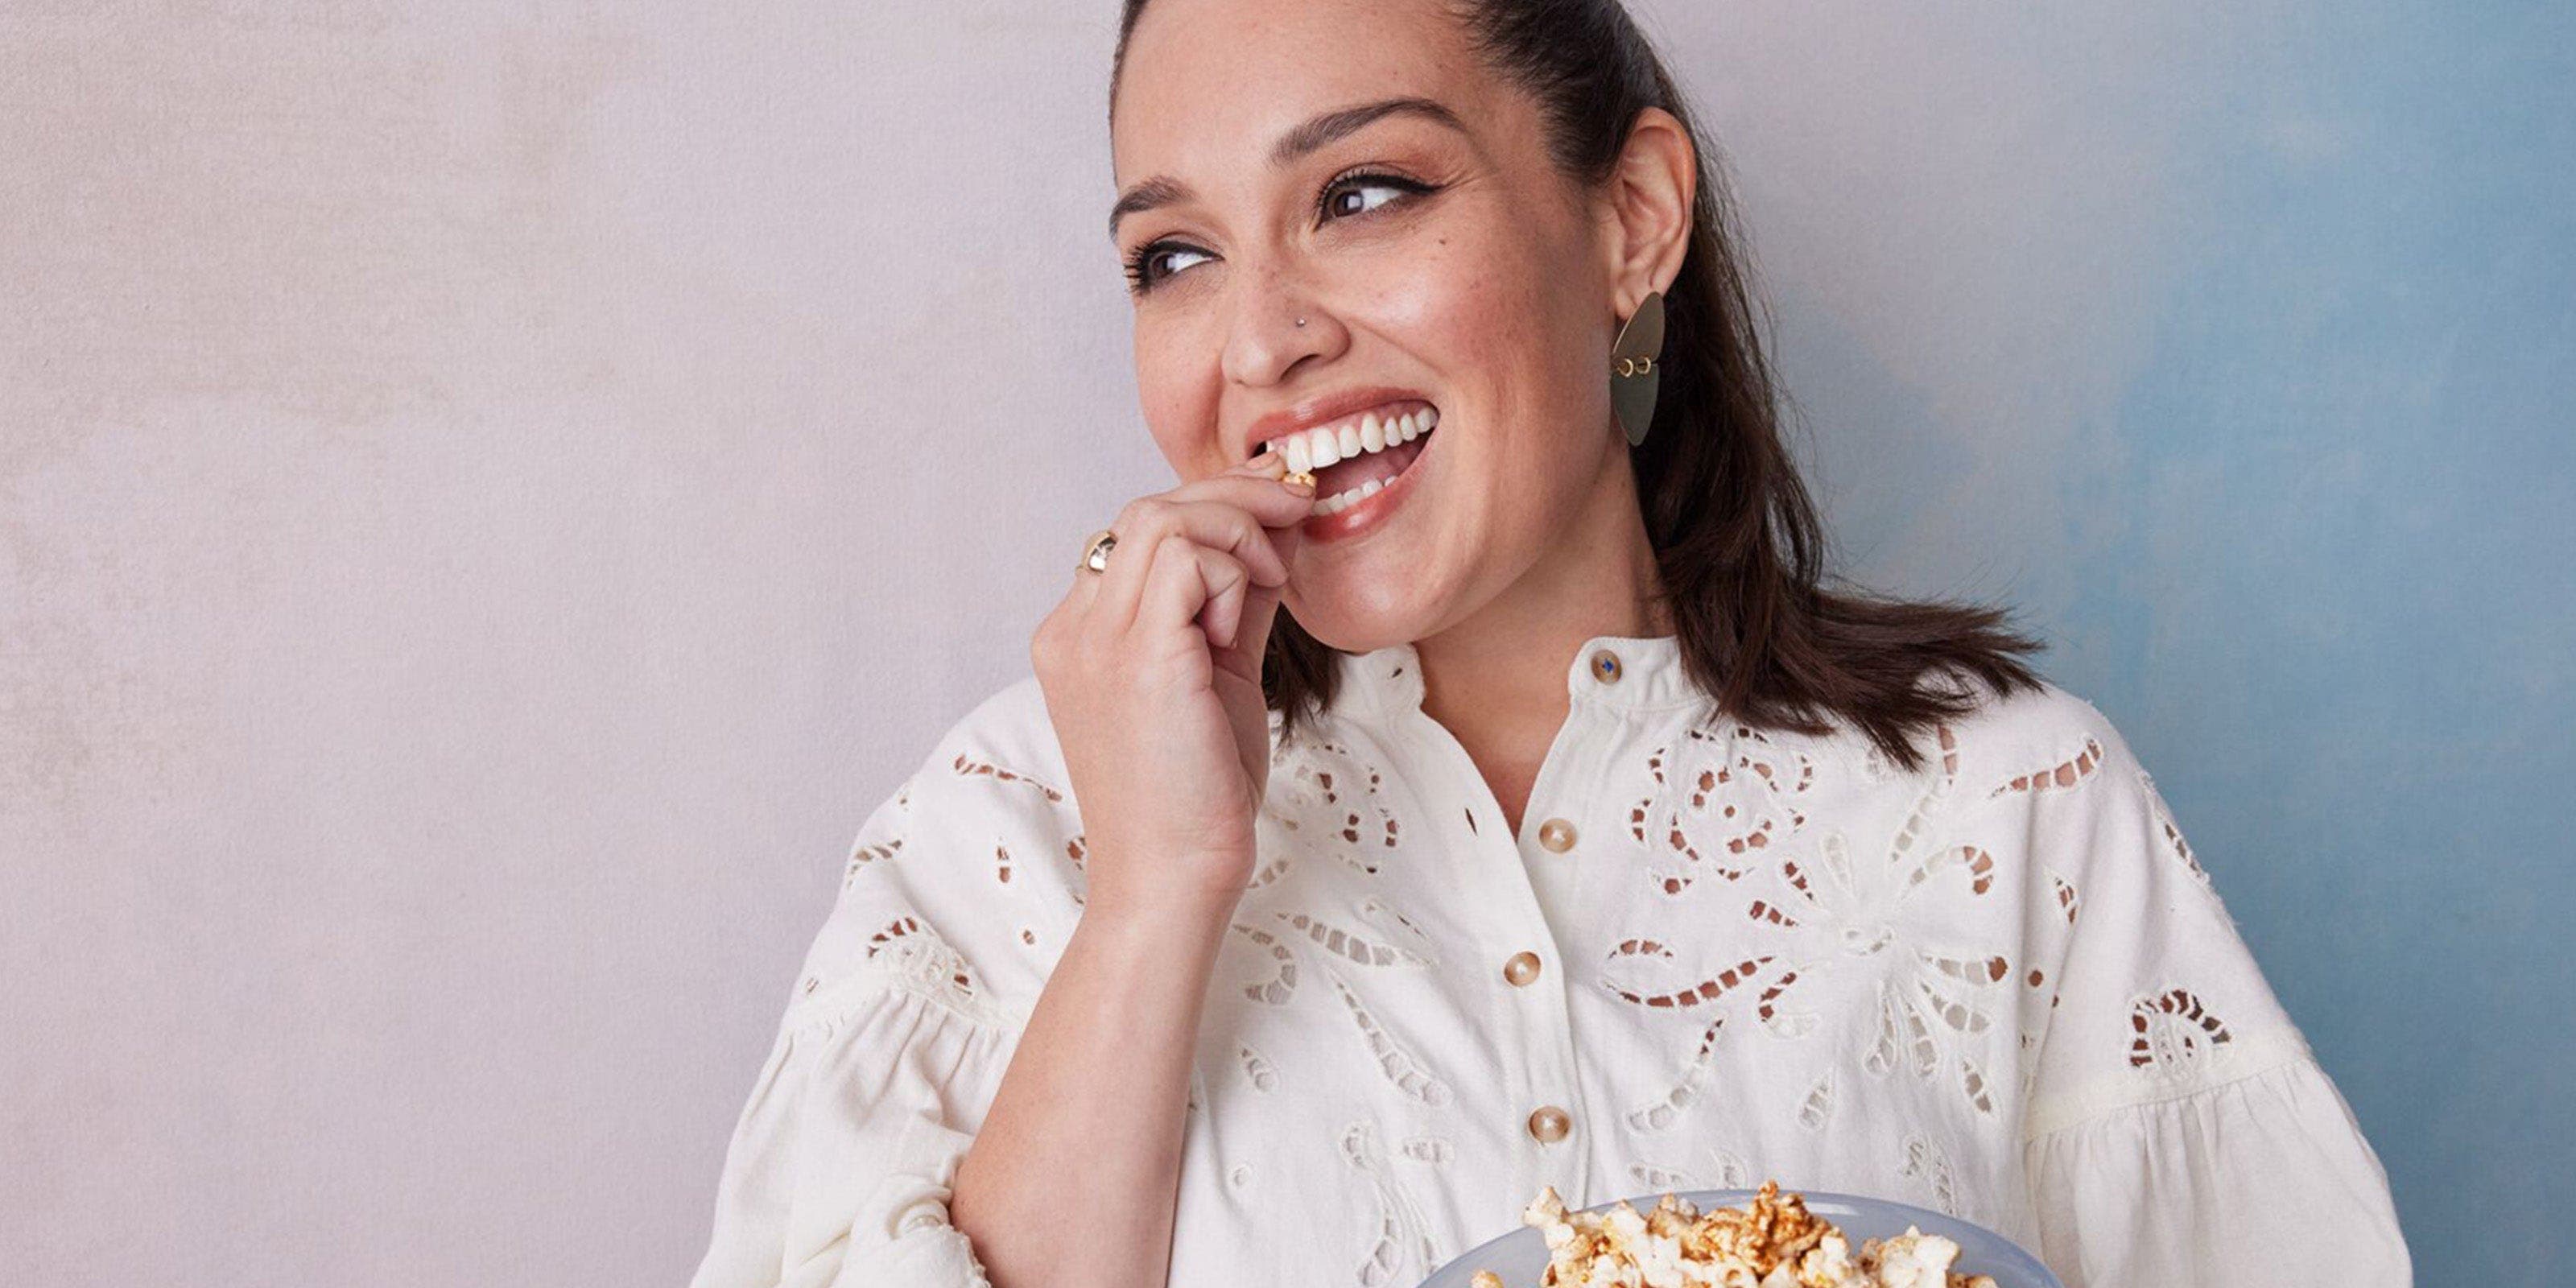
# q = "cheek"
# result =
<box><xmin>1133</xmin><ymin>321</ymin><xmax>1225</xmax><ymax>476</ymax></box>
<box><xmin>1385</xmin><ymin>235</ymin><xmax>1604</xmax><ymax>484</ymax></box>
<box><xmin>1376</xmin><ymin>229</ymin><xmax>1550</xmax><ymax>361</ymax></box>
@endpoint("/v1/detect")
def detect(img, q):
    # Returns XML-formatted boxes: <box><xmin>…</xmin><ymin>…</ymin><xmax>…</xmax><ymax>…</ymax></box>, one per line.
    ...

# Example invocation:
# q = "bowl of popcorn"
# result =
<box><xmin>1416</xmin><ymin>1180</ymin><xmax>2063</xmax><ymax>1288</ymax></box>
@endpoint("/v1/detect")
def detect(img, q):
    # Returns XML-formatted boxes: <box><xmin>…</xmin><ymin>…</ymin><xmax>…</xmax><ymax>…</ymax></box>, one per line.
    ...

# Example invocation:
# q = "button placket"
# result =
<box><xmin>1505</xmin><ymin>704</ymin><xmax>1605</xmax><ymax>1188</ymax></box>
<box><xmin>1402</xmin><ymin>698</ymin><xmax>1591</xmax><ymax>1190</ymax></box>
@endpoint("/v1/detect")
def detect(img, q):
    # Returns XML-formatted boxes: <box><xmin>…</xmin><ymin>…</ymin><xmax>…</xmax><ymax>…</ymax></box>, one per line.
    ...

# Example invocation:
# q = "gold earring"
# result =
<box><xmin>1609</xmin><ymin>289</ymin><xmax>1666</xmax><ymax>446</ymax></box>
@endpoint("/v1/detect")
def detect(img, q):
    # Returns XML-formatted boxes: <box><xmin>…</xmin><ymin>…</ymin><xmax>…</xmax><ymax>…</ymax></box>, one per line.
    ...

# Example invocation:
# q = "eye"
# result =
<box><xmin>1319</xmin><ymin>169</ymin><xmax>1431</xmax><ymax>221</ymax></box>
<box><xmin>1123</xmin><ymin>240</ymin><xmax>1212</xmax><ymax>295</ymax></box>
<box><xmin>1121</xmin><ymin>169</ymin><xmax>1439</xmax><ymax>298</ymax></box>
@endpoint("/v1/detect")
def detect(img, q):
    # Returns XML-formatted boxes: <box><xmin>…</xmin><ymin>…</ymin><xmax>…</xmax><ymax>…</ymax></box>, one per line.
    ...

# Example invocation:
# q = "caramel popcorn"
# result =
<box><xmin>1480</xmin><ymin>1180</ymin><xmax>2000</xmax><ymax>1288</ymax></box>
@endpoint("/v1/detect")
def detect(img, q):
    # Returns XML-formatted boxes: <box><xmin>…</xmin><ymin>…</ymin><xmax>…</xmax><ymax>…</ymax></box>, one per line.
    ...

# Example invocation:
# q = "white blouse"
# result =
<box><xmin>687</xmin><ymin>635</ymin><xmax>2412</xmax><ymax>1288</ymax></box>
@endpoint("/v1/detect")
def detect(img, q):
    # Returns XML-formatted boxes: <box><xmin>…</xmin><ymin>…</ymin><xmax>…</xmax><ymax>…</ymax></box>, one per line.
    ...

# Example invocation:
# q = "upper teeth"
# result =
<box><xmin>1261</xmin><ymin>405</ymin><xmax>1437</xmax><ymax>476</ymax></box>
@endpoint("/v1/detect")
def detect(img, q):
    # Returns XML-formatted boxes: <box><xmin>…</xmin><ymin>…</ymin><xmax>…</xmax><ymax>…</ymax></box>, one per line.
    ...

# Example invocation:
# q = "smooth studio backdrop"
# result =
<box><xmin>4</xmin><ymin>2</ymin><xmax>2566</xmax><ymax>1284</ymax></box>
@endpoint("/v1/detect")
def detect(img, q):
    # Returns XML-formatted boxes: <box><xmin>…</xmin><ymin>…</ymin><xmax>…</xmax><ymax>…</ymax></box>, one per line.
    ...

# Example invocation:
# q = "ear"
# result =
<box><xmin>1594</xmin><ymin>105</ymin><xmax>1696</xmax><ymax>320</ymax></box>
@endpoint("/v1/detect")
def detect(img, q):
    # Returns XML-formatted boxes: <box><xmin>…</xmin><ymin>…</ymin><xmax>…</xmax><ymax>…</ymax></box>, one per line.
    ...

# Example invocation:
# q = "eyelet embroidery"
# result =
<box><xmin>1397</xmin><ymin>1135</ymin><xmax>1454</xmax><ymax>1163</ymax></box>
<box><xmin>1328</xmin><ymin>969</ymin><xmax>1453</xmax><ymax>1106</ymax></box>
<box><xmin>1343</xmin><ymin>1121</ymin><xmax>1440</xmax><ymax>1286</ymax></box>
<box><xmin>835</xmin><ymin>913</ymin><xmax>995</xmax><ymax>1021</ymax></box>
<box><xmin>843</xmin><ymin>836</ymin><xmax>900</xmax><ymax>890</ymax></box>
<box><xmin>2018</xmin><ymin>863</ymin><xmax>2080</xmax><ymax>1102</ymax></box>
<box><xmin>2139</xmin><ymin>769</ymin><xmax>2214</xmax><ymax>887</ymax></box>
<box><xmin>1900</xmin><ymin>1133</ymin><xmax>1962</xmax><ymax>1216</ymax></box>
<box><xmin>1228</xmin><ymin>923</ymin><xmax>1299</xmax><ymax>1005</ymax></box>
<box><xmin>1984</xmin><ymin>735</ymin><xmax>2105</xmax><ymax>799</ymax></box>
<box><xmin>1628</xmin><ymin>724</ymin><xmax>1815</xmax><ymax>897</ymax></box>
<box><xmin>821</xmin><ymin>691</ymin><xmax>2291</xmax><ymax>1276</ymax></box>
<box><xmin>1627</xmin><ymin>1146</ymin><xmax>1751</xmax><ymax>1192</ymax></box>
<box><xmin>1796</xmin><ymin>1069</ymin><xmax>1837</xmax><ymax>1130</ymax></box>
<box><xmin>1714</xmin><ymin>722</ymin><xmax>2018</xmax><ymax>1119</ymax></box>
<box><xmin>1268</xmin><ymin>734</ymin><xmax>1403</xmax><ymax>875</ymax></box>
<box><xmin>1602</xmin><ymin>945</ymin><xmax>1769</xmax><ymax>1132</ymax></box>
<box><xmin>2128</xmin><ymin>986</ymin><xmax>2234</xmax><ymax>1072</ymax></box>
<box><xmin>1624</xmin><ymin>1011</ymin><xmax>1730</xmax><ymax>1133</ymax></box>
<box><xmin>1274</xmin><ymin>908</ymin><xmax>1438</xmax><ymax>968</ymax></box>
<box><xmin>950</xmin><ymin>752</ymin><xmax>1069</xmax><ymax>803</ymax></box>
<box><xmin>1239</xmin><ymin>1042</ymin><xmax>1279</xmax><ymax>1092</ymax></box>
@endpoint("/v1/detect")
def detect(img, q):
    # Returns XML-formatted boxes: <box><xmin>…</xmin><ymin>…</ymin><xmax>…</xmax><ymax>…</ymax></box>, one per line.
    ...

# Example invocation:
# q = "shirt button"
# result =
<box><xmin>1589</xmin><ymin>648</ymin><xmax>1623</xmax><ymax>683</ymax></box>
<box><xmin>1537</xmin><ymin>817</ymin><xmax>1577</xmax><ymax>852</ymax></box>
<box><xmin>1502</xmin><ymin>951</ymin><xmax>1542</xmax><ymax>987</ymax></box>
<box><xmin>1526</xmin><ymin>1104</ymin><xmax>1571</xmax><ymax>1143</ymax></box>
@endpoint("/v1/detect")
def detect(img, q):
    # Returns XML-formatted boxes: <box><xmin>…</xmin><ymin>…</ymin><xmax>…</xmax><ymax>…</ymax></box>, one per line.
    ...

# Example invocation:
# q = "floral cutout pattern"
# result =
<box><xmin>951</xmin><ymin>752</ymin><xmax>1068</xmax><ymax>803</ymax></box>
<box><xmin>1224</xmin><ymin>746</ymin><xmax>1455</xmax><ymax>1106</ymax></box>
<box><xmin>1329</xmin><ymin>968</ymin><xmax>1453</xmax><ymax>1106</ymax></box>
<box><xmin>1603</xmin><ymin>940</ymin><xmax>1771</xmax><ymax>1131</ymax></box>
<box><xmin>852</xmin><ymin>914</ymin><xmax>988</xmax><ymax>1013</ymax></box>
<box><xmin>1627</xmin><ymin>1146</ymin><xmax>1752</xmax><ymax>1193</ymax></box>
<box><xmin>2017</xmin><ymin>865</ymin><xmax>2081</xmax><ymax>1101</ymax></box>
<box><xmin>2128</xmin><ymin>986</ymin><xmax>2234</xmax><ymax>1074</ymax></box>
<box><xmin>693</xmin><ymin>663</ymin><xmax>2411</xmax><ymax>1288</ymax></box>
<box><xmin>1267</xmin><ymin>733</ymin><xmax>1404</xmax><ymax>876</ymax></box>
<box><xmin>1720</xmin><ymin>722</ymin><xmax>2017</xmax><ymax>1120</ymax></box>
<box><xmin>844</xmin><ymin>834</ymin><xmax>902</xmax><ymax>890</ymax></box>
<box><xmin>1900</xmin><ymin>1133</ymin><xmax>1962</xmax><ymax>1216</ymax></box>
<box><xmin>1343</xmin><ymin>1120</ymin><xmax>1440</xmax><ymax>1286</ymax></box>
<box><xmin>1398</xmin><ymin>1135</ymin><xmax>1455</xmax><ymax>1163</ymax></box>
<box><xmin>1797</xmin><ymin>1069</ymin><xmax>1838</xmax><ymax>1131</ymax></box>
<box><xmin>1275</xmin><ymin>906</ymin><xmax>1438</xmax><ymax>968</ymax></box>
<box><xmin>1240</xmin><ymin>1042</ymin><xmax>1279</xmax><ymax>1093</ymax></box>
<box><xmin>2138</xmin><ymin>769</ymin><xmax>2214</xmax><ymax>887</ymax></box>
<box><xmin>1229</xmin><ymin>923</ymin><xmax>1300</xmax><ymax>1005</ymax></box>
<box><xmin>1628</xmin><ymin>724</ymin><xmax>1814</xmax><ymax>896</ymax></box>
<box><xmin>1984</xmin><ymin>735</ymin><xmax>2105</xmax><ymax>799</ymax></box>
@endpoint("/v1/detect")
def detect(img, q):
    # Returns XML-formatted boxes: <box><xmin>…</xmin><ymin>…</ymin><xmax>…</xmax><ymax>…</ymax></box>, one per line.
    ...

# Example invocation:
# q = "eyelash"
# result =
<box><xmin>1121</xmin><ymin>168</ymin><xmax>1438</xmax><ymax>296</ymax></box>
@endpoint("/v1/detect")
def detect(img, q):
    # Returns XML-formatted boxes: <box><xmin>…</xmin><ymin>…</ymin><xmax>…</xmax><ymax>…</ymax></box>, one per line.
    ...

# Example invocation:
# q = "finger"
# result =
<box><xmin>1186</xmin><ymin>542</ymin><xmax>1252</xmax><ymax>651</ymax></box>
<box><xmin>1176</xmin><ymin>457</ymin><xmax>1319</xmax><ymax>531</ymax></box>
<box><xmin>1134</xmin><ymin>529</ymin><xmax>1250</xmax><ymax>658</ymax></box>
<box><xmin>1224</xmin><ymin>566</ymin><xmax>1289</xmax><ymax>682</ymax></box>
<box><xmin>1088</xmin><ymin>497</ymin><xmax>1292</xmax><ymax>638</ymax></box>
<box><xmin>1163</xmin><ymin>497</ymin><xmax>1293</xmax><ymax>588</ymax></box>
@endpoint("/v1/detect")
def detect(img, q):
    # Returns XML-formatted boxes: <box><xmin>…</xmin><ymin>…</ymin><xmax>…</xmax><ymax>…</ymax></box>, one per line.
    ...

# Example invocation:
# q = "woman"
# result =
<box><xmin>688</xmin><ymin>1</ymin><xmax>2411</xmax><ymax>1286</ymax></box>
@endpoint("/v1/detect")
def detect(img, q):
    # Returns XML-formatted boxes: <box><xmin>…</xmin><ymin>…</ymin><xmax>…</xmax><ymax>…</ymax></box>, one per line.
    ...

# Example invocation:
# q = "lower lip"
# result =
<box><xmin>1299</xmin><ymin>427</ymin><xmax>1436</xmax><ymax>543</ymax></box>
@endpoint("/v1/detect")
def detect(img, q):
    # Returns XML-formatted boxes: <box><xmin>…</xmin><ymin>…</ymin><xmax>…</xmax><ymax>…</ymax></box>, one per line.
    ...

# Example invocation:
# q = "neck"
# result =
<box><xmin>1414</xmin><ymin>434</ymin><xmax>1672</xmax><ymax>753</ymax></box>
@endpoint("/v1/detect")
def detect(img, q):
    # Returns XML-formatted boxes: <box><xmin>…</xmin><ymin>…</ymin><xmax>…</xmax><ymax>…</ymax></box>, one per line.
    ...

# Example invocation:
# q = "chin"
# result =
<box><xmin>1282</xmin><ymin>581</ymin><xmax>1448</xmax><ymax>657</ymax></box>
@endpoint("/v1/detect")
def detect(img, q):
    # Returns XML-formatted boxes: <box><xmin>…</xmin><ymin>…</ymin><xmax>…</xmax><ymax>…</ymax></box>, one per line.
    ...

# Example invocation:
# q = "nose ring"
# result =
<box><xmin>1296</xmin><ymin>316</ymin><xmax>1307</xmax><ymax>328</ymax></box>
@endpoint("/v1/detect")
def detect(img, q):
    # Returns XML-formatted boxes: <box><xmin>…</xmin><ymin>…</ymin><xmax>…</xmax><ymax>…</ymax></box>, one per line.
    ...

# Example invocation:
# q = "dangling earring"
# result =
<box><xmin>1609</xmin><ymin>288</ymin><xmax>1666</xmax><ymax>446</ymax></box>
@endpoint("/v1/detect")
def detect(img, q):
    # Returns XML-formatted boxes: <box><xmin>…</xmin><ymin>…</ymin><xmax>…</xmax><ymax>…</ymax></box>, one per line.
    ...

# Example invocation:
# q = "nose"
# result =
<box><xmin>1220</xmin><ymin>265</ymin><xmax>1339</xmax><ymax>388</ymax></box>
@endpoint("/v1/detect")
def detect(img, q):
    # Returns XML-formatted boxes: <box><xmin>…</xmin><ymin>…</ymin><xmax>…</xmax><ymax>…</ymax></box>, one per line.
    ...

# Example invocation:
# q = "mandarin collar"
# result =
<box><xmin>1327</xmin><ymin>633</ymin><xmax>1703</xmax><ymax>719</ymax></box>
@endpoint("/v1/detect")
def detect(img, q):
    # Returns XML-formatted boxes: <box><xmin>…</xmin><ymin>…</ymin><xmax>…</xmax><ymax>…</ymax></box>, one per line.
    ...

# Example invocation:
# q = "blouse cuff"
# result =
<box><xmin>2023</xmin><ymin>1055</ymin><xmax>2411</xmax><ymax>1287</ymax></box>
<box><xmin>840</xmin><ymin>1163</ymin><xmax>995</xmax><ymax>1288</ymax></box>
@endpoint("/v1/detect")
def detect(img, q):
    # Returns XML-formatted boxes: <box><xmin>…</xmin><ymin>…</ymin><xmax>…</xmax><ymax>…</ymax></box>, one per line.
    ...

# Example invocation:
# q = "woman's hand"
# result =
<box><xmin>1030</xmin><ymin>449</ymin><xmax>1315</xmax><ymax>921</ymax></box>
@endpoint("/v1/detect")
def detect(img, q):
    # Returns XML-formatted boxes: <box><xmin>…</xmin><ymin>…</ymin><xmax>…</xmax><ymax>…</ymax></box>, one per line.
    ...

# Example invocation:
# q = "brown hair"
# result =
<box><xmin>1112</xmin><ymin>0</ymin><xmax>2047</xmax><ymax>772</ymax></box>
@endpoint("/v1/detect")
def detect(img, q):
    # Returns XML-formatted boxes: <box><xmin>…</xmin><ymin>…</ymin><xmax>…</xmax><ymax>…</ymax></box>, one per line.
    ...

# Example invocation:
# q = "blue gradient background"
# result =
<box><xmin>1657</xmin><ymin>2</ymin><xmax>2570</xmax><ymax>1279</ymax></box>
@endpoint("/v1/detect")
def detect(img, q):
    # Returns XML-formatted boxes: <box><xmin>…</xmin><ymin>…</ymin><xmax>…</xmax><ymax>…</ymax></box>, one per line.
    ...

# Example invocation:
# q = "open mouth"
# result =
<box><xmin>1256</xmin><ymin>402</ymin><xmax>1437</xmax><ymax>516</ymax></box>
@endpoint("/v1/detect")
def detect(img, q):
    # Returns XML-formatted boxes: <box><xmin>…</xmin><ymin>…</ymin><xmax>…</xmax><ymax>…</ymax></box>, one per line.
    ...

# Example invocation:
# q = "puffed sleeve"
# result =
<box><xmin>689</xmin><ymin>679</ymin><xmax>1085</xmax><ymax>1288</ymax></box>
<box><xmin>1993</xmin><ymin>695</ymin><xmax>2411</xmax><ymax>1287</ymax></box>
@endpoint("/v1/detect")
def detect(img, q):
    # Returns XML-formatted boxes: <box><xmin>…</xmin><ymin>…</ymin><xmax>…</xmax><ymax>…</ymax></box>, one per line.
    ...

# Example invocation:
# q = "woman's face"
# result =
<box><xmin>1109</xmin><ymin>0</ymin><xmax>1636</xmax><ymax>651</ymax></box>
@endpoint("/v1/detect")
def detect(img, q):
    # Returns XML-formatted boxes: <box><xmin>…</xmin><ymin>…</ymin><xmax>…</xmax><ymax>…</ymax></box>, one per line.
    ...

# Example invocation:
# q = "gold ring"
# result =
<box><xmin>1080</xmin><ymin>528</ymin><xmax>1118</xmax><ymax>574</ymax></box>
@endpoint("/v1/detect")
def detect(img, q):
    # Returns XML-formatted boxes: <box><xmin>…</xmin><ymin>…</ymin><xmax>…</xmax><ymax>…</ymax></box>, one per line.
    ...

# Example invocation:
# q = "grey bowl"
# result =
<box><xmin>1416</xmin><ymin>1188</ymin><xmax>2064</xmax><ymax>1288</ymax></box>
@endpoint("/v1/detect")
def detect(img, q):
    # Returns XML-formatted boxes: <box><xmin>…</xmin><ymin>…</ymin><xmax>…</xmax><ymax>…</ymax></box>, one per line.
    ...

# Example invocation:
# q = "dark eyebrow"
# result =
<box><xmin>1108</xmin><ymin>95</ymin><xmax>1468</xmax><ymax>240</ymax></box>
